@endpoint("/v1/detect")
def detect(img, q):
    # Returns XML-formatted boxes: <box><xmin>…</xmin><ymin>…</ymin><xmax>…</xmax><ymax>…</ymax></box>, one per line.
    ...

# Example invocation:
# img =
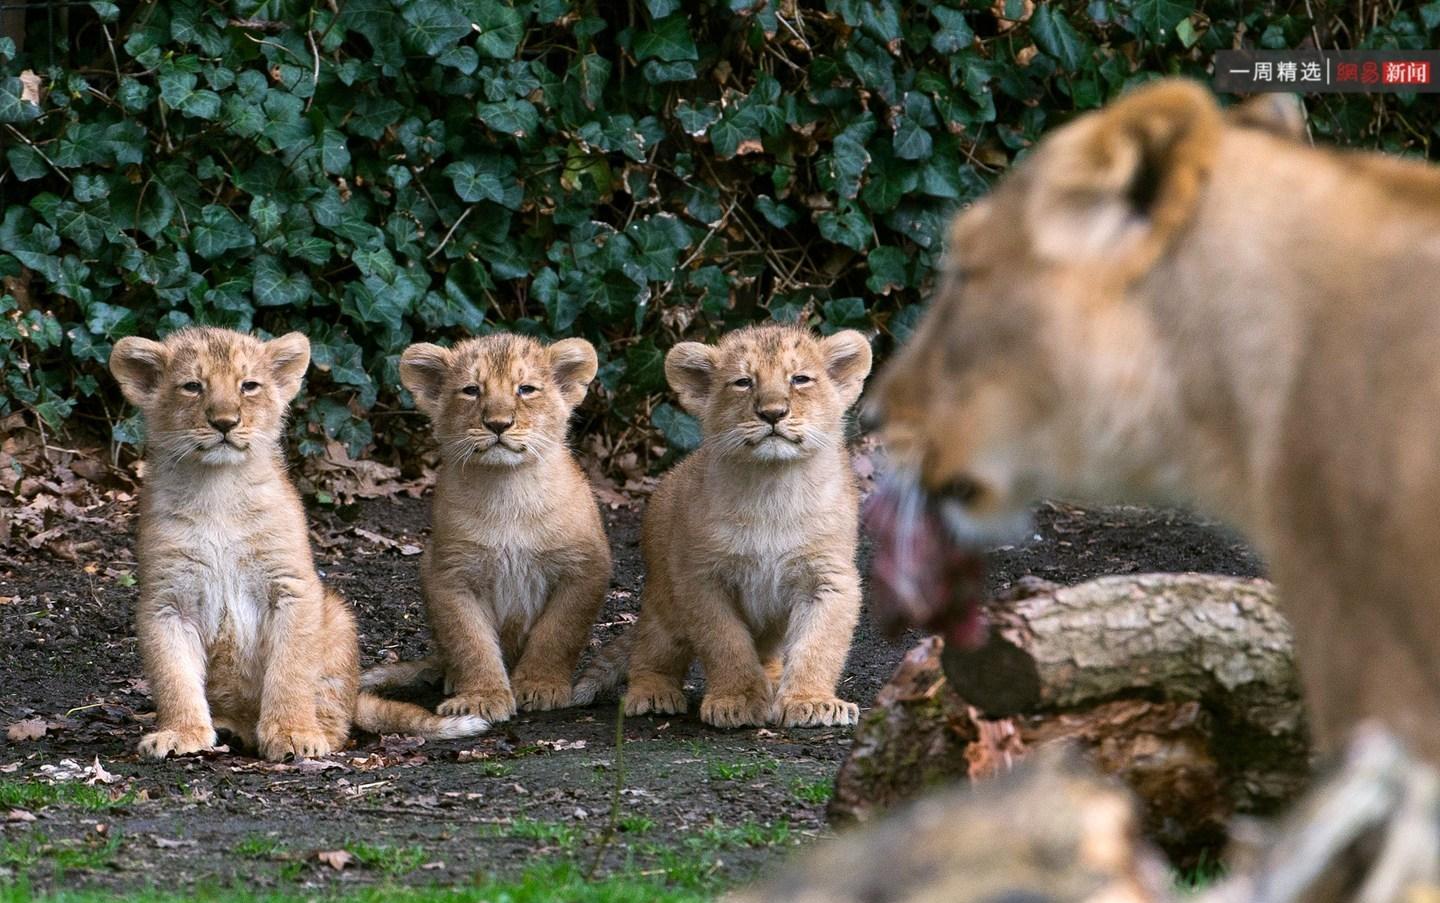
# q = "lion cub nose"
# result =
<box><xmin>757</xmin><ymin>405</ymin><xmax>789</xmax><ymax>425</ymax></box>
<box><xmin>484</xmin><ymin>418</ymin><xmax>514</xmax><ymax>434</ymax></box>
<box><xmin>208</xmin><ymin>415</ymin><xmax>239</xmax><ymax>434</ymax></box>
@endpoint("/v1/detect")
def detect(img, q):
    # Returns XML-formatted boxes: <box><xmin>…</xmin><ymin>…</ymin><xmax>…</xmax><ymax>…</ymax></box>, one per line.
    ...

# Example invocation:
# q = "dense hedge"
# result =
<box><xmin>2</xmin><ymin>0</ymin><xmax>1438</xmax><ymax>476</ymax></box>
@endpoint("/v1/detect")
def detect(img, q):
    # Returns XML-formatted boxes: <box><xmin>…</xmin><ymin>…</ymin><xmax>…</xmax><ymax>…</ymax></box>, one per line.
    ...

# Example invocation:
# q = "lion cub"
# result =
<box><xmin>576</xmin><ymin>324</ymin><xmax>873</xmax><ymax>728</ymax></box>
<box><xmin>109</xmin><ymin>328</ymin><xmax>487</xmax><ymax>761</ymax></box>
<box><xmin>361</xmin><ymin>334</ymin><xmax>611</xmax><ymax>721</ymax></box>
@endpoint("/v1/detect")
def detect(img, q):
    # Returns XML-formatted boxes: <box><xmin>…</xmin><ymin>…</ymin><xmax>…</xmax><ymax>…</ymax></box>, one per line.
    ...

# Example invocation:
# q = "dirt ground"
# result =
<box><xmin>0</xmin><ymin>492</ymin><xmax>1263</xmax><ymax>897</ymax></box>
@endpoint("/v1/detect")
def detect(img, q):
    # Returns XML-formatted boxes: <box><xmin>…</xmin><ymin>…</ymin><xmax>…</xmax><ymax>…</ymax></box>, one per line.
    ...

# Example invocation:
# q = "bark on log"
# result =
<box><xmin>832</xmin><ymin>574</ymin><xmax>1313</xmax><ymax>864</ymax></box>
<box><xmin>730</xmin><ymin>745</ymin><xmax>1174</xmax><ymax>903</ymax></box>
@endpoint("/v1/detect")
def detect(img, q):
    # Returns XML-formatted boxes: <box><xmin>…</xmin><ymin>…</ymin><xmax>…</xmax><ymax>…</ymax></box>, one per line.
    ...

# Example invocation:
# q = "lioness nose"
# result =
<box><xmin>858</xmin><ymin>399</ymin><xmax>883</xmax><ymax>432</ymax></box>
<box><xmin>484</xmin><ymin>418</ymin><xmax>513</xmax><ymax>434</ymax></box>
<box><xmin>209</xmin><ymin>415</ymin><xmax>239</xmax><ymax>434</ymax></box>
<box><xmin>757</xmin><ymin>405</ymin><xmax>789</xmax><ymax>425</ymax></box>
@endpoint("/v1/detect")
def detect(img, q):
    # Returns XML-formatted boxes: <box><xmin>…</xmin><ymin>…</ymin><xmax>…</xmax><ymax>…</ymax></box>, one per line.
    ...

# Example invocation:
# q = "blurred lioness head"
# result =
<box><xmin>863</xmin><ymin>81</ymin><xmax>1312</xmax><ymax>644</ymax></box>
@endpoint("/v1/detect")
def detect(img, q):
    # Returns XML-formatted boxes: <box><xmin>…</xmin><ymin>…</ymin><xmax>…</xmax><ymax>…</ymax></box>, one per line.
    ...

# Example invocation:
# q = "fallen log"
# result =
<box><xmin>832</xmin><ymin>574</ymin><xmax>1313</xmax><ymax>864</ymax></box>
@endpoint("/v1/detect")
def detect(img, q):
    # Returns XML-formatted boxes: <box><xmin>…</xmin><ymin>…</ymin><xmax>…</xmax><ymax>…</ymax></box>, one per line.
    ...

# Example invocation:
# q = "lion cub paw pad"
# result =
<box><xmin>438</xmin><ymin>693</ymin><xmax>516</xmax><ymax>722</ymax></box>
<box><xmin>137</xmin><ymin>726</ymin><xmax>216</xmax><ymax>760</ymax></box>
<box><xmin>775</xmin><ymin>698</ymin><xmax>859</xmax><ymax>727</ymax></box>
<box><xmin>515</xmin><ymin>681</ymin><xmax>572</xmax><ymax>712</ymax></box>
<box><xmin>624</xmin><ymin>688</ymin><xmax>687</xmax><ymax>717</ymax></box>
<box><xmin>700</xmin><ymin>693</ymin><xmax>770</xmax><ymax>728</ymax></box>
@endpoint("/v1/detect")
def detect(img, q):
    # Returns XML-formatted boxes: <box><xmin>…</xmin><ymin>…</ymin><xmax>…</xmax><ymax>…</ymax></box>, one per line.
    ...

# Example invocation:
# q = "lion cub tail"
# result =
<box><xmin>359</xmin><ymin>656</ymin><xmax>445</xmax><ymax>692</ymax></box>
<box><xmin>571</xmin><ymin>631</ymin><xmax>635</xmax><ymax>707</ymax></box>
<box><xmin>354</xmin><ymin>693</ymin><xmax>488</xmax><ymax>740</ymax></box>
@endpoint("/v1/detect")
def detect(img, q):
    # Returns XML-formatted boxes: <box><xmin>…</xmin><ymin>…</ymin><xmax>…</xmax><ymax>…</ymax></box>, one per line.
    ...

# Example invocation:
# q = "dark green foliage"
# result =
<box><xmin>0</xmin><ymin>1</ymin><xmax>1436</xmax><ymax>471</ymax></box>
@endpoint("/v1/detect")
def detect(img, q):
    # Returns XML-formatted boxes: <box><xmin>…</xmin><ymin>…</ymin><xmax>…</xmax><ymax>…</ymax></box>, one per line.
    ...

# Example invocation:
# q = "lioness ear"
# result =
<box><xmin>109</xmin><ymin>337</ymin><xmax>169</xmax><ymax>408</ymax></box>
<box><xmin>1228</xmin><ymin>93</ymin><xmax>1307</xmax><ymax>142</ymax></box>
<box><xmin>548</xmin><ymin>338</ymin><xmax>598</xmax><ymax>408</ymax></box>
<box><xmin>399</xmin><ymin>343</ymin><xmax>453</xmax><ymax>419</ymax></box>
<box><xmin>1025</xmin><ymin>79</ymin><xmax>1221</xmax><ymax>271</ymax></box>
<box><xmin>821</xmin><ymin>330</ymin><xmax>873</xmax><ymax>408</ymax></box>
<box><xmin>665</xmin><ymin>342</ymin><xmax>718</xmax><ymax>416</ymax></box>
<box><xmin>266</xmin><ymin>332</ymin><xmax>311</xmax><ymax>402</ymax></box>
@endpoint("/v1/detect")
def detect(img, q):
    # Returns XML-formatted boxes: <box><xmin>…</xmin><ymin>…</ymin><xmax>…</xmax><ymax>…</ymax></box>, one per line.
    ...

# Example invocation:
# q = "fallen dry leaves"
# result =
<box><xmin>6</xmin><ymin>717</ymin><xmax>47</xmax><ymax>742</ymax></box>
<box><xmin>313</xmin><ymin>849</ymin><xmax>356</xmax><ymax>871</ymax></box>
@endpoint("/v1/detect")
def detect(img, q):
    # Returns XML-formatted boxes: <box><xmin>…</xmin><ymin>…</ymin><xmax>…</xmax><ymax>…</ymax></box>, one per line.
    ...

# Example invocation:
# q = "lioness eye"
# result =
<box><xmin>732</xmin><ymin>377</ymin><xmax>753</xmax><ymax>389</ymax></box>
<box><xmin>241</xmin><ymin>380</ymin><xmax>261</xmax><ymax>394</ymax></box>
<box><xmin>517</xmin><ymin>384</ymin><xmax>539</xmax><ymax>397</ymax></box>
<box><xmin>791</xmin><ymin>374</ymin><xmax>813</xmax><ymax>386</ymax></box>
<box><xmin>181</xmin><ymin>381</ymin><xmax>203</xmax><ymax>394</ymax></box>
<box><xmin>461</xmin><ymin>385</ymin><xmax>480</xmax><ymax>398</ymax></box>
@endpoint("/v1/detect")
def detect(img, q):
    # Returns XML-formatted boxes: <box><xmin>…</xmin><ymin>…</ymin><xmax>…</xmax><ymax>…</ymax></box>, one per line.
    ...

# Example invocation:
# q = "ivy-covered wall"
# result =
<box><xmin>2</xmin><ymin>0</ymin><xmax>1437</xmax><ymax>474</ymax></box>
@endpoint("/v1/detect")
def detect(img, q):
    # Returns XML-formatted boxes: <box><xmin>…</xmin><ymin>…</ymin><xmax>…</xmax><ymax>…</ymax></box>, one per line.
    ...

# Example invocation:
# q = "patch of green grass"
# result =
<box><xmin>695</xmin><ymin>819</ymin><xmax>793</xmax><ymax>850</ymax></box>
<box><xmin>1174</xmin><ymin>849</ymin><xmax>1226</xmax><ymax>894</ymax></box>
<box><xmin>704</xmin><ymin>756</ymin><xmax>778</xmax><ymax>782</ymax></box>
<box><xmin>0</xmin><ymin>859</ymin><xmax>718</xmax><ymax>902</ymax></box>
<box><xmin>790</xmin><ymin>777</ymin><xmax>833</xmax><ymax>805</ymax></box>
<box><xmin>343</xmin><ymin>842</ymin><xmax>429</xmax><ymax>876</ymax></box>
<box><xmin>480</xmin><ymin>816</ymin><xmax>582</xmax><ymax>851</ymax></box>
<box><xmin>0</xmin><ymin>831</ymin><xmax>123</xmax><ymax>874</ymax></box>
<box><xmin>232</xmin><ymin>835</ymin><xmax>283</xmax><ymax>860</ymax></box>
<box><xmin>0</xmin><ymin>781</ymin><xmax>131</xmax><ymax>812</ymax></box>
<box><xmin>617</xmin><ymin>815</ymin><xmax>655</xmax><ymax>836</ymax></box>
<box><xmin>473</xmin><ymin>760</ymin><xmax>512</xmax><ymax>778</ymax></box>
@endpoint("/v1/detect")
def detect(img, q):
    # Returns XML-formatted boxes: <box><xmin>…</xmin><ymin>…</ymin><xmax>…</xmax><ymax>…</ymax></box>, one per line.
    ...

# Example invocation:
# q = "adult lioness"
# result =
<box><xmin>361</xmin><ymin>334</ymin><xmax>611</xmax><ymax>721</ymax></box>
<box><xmin>576</xmin><ymin>324</ymin><xmax>873</xmax><ymax>728</ymax></box>
<box><xmin>864</xmin><ymin>79</ymin><xmax>1440</xmax><ymax>761</ymax></box>
<box><xmin>109</xmin><ymin>328</ymin><xmax>487</xmax><ymax>761</ymax></box>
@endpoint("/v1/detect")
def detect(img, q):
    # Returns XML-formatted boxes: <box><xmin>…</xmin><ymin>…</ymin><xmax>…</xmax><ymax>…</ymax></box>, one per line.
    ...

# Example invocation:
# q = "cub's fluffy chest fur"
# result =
<box><xmin>111</xmin><ymin>327</ymin><xmax>487</xmax><ymax>761</ymax></box>
<box><xmin>576</xmin><ymin>324</ymin><xmax>872</xmax><ymax>729</ymax></box>
<box><xmin>361</xmin><ymin>333</ymin><xmax>611</xmax><ymax>722</ymax></box>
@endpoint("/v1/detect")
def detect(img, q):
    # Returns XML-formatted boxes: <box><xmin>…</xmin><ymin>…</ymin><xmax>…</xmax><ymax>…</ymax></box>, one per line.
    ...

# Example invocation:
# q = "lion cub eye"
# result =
<box><xmin>460</xmin><ymin>385</ymin><xmax>480</xmax><ymax>398</ymax></box>
<box><xmin>731</xmin><ymin>377</ymin><xmax>754</xmax><ymax>389</ymax></box>
<box><xmin>791</xmin><ymin>374</ymin><xmax>813</xmax><ymax>386</ymax></box>
<box><xmin>180</xmin><ymin>380</ymin><xmax>203</xmax><ymax>395</ymax></box>
<box><xmin>241</xmin><ymin>380</ymin><xmax>262</xmax><ymax>394</ymax></box>
<box><xmin>516</xmin><ymin>384</ymin><xmax>539</xmax><ymax>397</ymax></box>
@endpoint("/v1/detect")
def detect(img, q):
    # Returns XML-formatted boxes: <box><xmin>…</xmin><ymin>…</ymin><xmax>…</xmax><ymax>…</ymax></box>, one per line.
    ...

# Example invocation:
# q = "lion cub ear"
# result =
<box><xmin>1228</xmin><ymin>93</ymin><xmax>1307</xmax><ymax>142</ymax></box>
<box><xmin>266</xmin><ymin>332</ymin><xmax>311</xmax><ymax>403</ymax></box>
<box><xmin>548</xmin><ymin>338</ymin><xmax>599</xmax><ymax>408</ymax></box>
<box><xmin>665</xmin><ymin>342</ymin><xmax>718</xmax><ymax>416</ymax></box>
<box><xmin>399</xmin><ymin>343</ymin><xmax>454</xmax><ymax>419</ymax></box>
<box><xmin>820</xmin><ymin>330</ymin><xmax>873</xmax><ymax>408</ymax></box>
<box><xmin>109</xmin><ymin>337</ymin><xmax>169</xmax><ymax>408</ymax></box>
<box><xmin>1024</xmin><ymin>79</ymin><xmax>1221</xmax><ymax>273</ymax></box>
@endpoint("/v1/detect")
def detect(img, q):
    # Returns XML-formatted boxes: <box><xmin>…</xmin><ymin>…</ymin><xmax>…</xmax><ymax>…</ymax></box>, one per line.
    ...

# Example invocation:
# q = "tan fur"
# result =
<box><xmin>367</xmin><ymin>333</ymin><xmax>611</xmax><ymax>722</ymax></box>
<box><xmin>868</xmin><ymin>79</ymin><xmax>1440</xmax><ymax>760</ymax></box>
<box><xmin>110</xmin><ymin>328</ymin><xmax>487</xmax><ymax>761</ymax></box>
<box><xmin>590</xmin><ymin>324</ymin><xmax>872</xmax><ymax>728</ymax></box>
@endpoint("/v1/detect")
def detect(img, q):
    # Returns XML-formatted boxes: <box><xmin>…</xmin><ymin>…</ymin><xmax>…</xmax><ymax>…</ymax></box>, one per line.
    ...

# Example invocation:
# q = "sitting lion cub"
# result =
<box><xmin>361</xmin><ymin>334</ymin><xmax>612</xmax><ymax>721</ymax></box>
<box><xmin>576</xmin><ymin>324</ymin><xmax>872</xmax><ymax>728</ymax></box>
<box><xmin>109</xmin><ymin>328</ymin><xmax>487</xmax><ymax>761</ymax></box>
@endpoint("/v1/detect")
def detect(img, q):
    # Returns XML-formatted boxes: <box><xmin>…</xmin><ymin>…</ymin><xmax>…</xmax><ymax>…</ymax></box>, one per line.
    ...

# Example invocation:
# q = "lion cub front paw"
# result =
<box><xmin>624</xmin><ymin>685</ymin><xmax>687</xmax><ymax>717</ymax></box>
<box><xmin>137</xmin><ymin>725</ymin><xmax>216</xmax><ymax>760</ymax></box>
<box><xmin>773</xmin><ymin>696</ymin><xmax>859</xmax><ymax>728</ymax></box>
<box><xmin>513</xmin><ymin>678</ymin><xmax>573</xmax><ymax>712</ymax></box>
<box><xmin>438</xmin><ymin>691</ymin><xmax>516</xmax><ymax>722</ymax></box>
<box><xmin>700</xmin><ymin>691</ymin><xmax>770</xmax><ymax>728</ymax></box>
<box><xmin>258</xmin><ymin>723</ymin><xmax>333</xmax><ymax>761</ymax></box>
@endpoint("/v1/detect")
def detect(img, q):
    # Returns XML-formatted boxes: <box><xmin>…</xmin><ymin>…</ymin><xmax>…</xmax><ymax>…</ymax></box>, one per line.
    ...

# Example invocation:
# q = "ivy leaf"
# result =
<box><xmin>473</xmin><ymin>2</ymin><xmax>525</xmax><ymax>58</ymax></box>
<box><xmin>817</xmin><ymin>205</ymin><xmax>870</xmax><ymax>252</ymax></box>
<box><xmin>191</xmin><ymin>205</ymin><xmax>256</xmax><ymax>259</ymax></box>
<box><xmin>1128</xmin><ymin>0</ymin><xmax>1193</xmax><ymax>41</ymax></box>
<box><xmin>321</xmin><ymin>130</ymin><xmax>351</xmax><ymax>174</ymax></box>
<box><xmin>1031</xmin><ymin>5</ymin><xmax>1090</xmax><ymax>72</ymax></box>
<box><xmin>402</xmin><ymin>0</ymin><xmax>470</xmax><ymax>55</ymax></box>
<box><xmin>652</xmin><ymin>401</ymin><xmax>701</xmax><ymax>452</ymax></box>
<box><xmin>444</xmin><ymin>157</ymin><xmax>523</xmax><ymax>209</ymax></box>
<box><xmin>477</xmin><ymin>98</ymin><xmax>540</xmax><ymax>137</ymax></box>
<box><xmin>930</xmin><ymin>7</ymin><xmax>974</xmax><ymax>53</ymax></box>
<box><xmin>754</xmin><ymin>196</ymin><xmax>797</xmax><ymax>229</ymax></box>
<box><xmin>633</xmin><ymin>15</ymin><xmax>699</xmax><ymax>62</ymax></box>
<box><xmin>6</xmin><ymin>145</ymin><xmax>48</xmax><ymax>181</ymax></box>
<box><xmin>644</xmin><ymin>0</ymin><xmax>680</xmax><ymax>17</ymax></box>
<box><xmin>0</xmin><ymin>76</ymin><xmax>41</xmax><ymax>123</ymax></box>
<box><xmin>252</xmin><ymin>255</ymin><xmax>313</xmax><ymax>307</ymax></box>
<box><xmin>892</xmin><ymin>93</ymin><xmax>935</xmax><ymax>161</ymax></box>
